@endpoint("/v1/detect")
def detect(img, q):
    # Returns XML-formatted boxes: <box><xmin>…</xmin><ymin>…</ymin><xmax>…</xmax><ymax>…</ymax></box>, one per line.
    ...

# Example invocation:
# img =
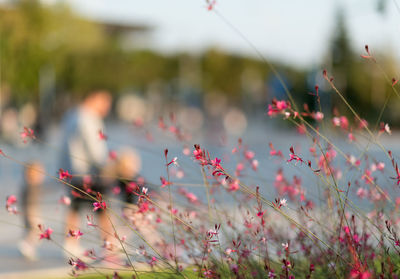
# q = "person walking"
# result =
<box><xmin>59</xmin><ymin>89</ymin><xmax>113</xmax><ymax>257</ymax></box>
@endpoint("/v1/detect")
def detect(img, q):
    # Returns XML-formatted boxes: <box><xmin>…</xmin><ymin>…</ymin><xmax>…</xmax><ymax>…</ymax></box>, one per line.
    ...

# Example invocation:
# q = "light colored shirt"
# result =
<box><xmin>60</xmin><ymin>107</ymin><xmax>108</xmax><ymax>175</ymax></box>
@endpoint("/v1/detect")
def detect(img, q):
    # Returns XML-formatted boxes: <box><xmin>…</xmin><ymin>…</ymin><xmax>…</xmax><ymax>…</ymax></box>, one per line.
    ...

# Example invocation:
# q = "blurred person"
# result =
<box><xmin>59</xmin><ymin>89</ymin><xmax>113</xmax><ymax>257</ymax></box>
<box><xmin>114</xmin><ymin>147</ymin><xmax>142</xmax><ymax>213</ymax></box>
<box><xmin>18</xmin><ymin>161</ymin><xmax>45</xmax><ymax>261</ymax></box>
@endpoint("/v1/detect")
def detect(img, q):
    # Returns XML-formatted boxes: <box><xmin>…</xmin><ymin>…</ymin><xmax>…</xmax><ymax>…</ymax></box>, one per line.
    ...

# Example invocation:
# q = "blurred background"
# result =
<box><xmin>1</xmin><ymin>0</ymin><xmax>400</xmax><ymax>276</ymax></box>
<box><xmin>0</xmin><ymin>0</ymin><xmax>400</xmax><ymax>140</ymax></box>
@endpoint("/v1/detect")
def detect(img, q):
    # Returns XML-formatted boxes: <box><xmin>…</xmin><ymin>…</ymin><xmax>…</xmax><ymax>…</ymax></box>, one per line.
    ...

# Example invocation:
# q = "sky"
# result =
<box><xmin>43</xmin><ymin>0</ymin><xmax>400</xmax><ymax>68</ymax></box>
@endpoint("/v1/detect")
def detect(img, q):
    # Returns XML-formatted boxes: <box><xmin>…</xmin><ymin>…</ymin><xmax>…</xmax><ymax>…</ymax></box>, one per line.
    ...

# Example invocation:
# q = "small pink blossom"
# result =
<box><xmin>348</xmin><ymin>132</ymin><xmax>356</xmax><ymax>142</ymax></box>
<box><xmin>377</xmin><ymin>162</ymin><xmax>385</xmax><ymax>171</ymax></box>
<box><xmin>229</xmin><ymin>180</ymin><xmax>240</xmax><ymax>192</ymax></box>
<box><xmin>69</xmin><ymin>258</ymin><xmax>88</xmax><ymax>271</ymax></box>
<box><xmin>68</xmin><ymin>229</ymin><xmax>83</xmax><ymax>239</ymax></box>
<box><xmin>160</xmin><ymin>176</ymin><xmax>171</xmax><ymax>188</ymax></box>
<box><xmin>340</xmin><ymin>116</ymin><xmax>349</xmax><ymax>130</ymax></box>
<box><xmin>6</xmin><ymin>195</ymin><xmax>17</xmax><ymax>207</ymax></box>
<box><xmin>185</xmin><ymin>192</ymin><xmax>198</xmax><ymax>203</ymax></box>
<box><xmin>314</xmin><ymin>111</ymin><xmax>324</xmax><ymax>121</ymax></box>
<box><xmin>206</xmin><ymin>0</ymin><xmax>216</xmax><ymax>11</ymax></box>
<box><xmin>39</xmin><ymin>226</ymin><xmax>53</xmax><ymax>240</ymax></box>
<box><xmin>269</xmin><ymin>142</ymin><xmax>283</xmax><ymax>158</ymax></box>
<box><xmin>358</xmin><ymin>119</ymin><xmax>368</xmax><ymax>129</ymax></box>
<box><xmin>251</xmin><ymin>159</ymin><xmax>259</xmax><ymax>171</ymax></box>
<box><xmin>287</xmin><ymin>146</ymin><xmax>304</xmax><ymax>164</ymax></box>
<box><xmin>332</xmin><ymin>117</ymin><xmax>341</xmax><ymax>127</ymax></box>
<box><xmin>20</xmin><ymin>127</ymin><xmax>35</xmax><ymax>143</ymax></box>
<box><xmin>267</xmin><ymin>99</ymin><xmax>289</xmax><ymax>117</ymax></box>
<box><xmin>98</xmin><ymin>130</ymin><xmax>107</xmax><ymax>140</ymax></box>
<box><xmin>148</xmin><ymin>256</ymin><xmax>158</xmax><ymax>267</ymax></box>
<box><xmin>93</xmin><ymin>201</ymin><xmax>107</xmax><ymax>211</ymax></box>
<box><xmin>112</xmin><ymin>186</ymin><xmax>121</xmax><ymax>195</ymax></box>
<box><xmin>86</xmin><ymin>215</ymin><xmax>96</xmax><ymax>227</ymax></box>
<box><xmin>356</xmin><ymin>188</ymin><xmax>368</xmax><ymax>199</ymax></box>
<box><xmin>59</xmin><ymin>169</ymin><xmax>72</xmax><ymax>180</ymax></box>
<box><xmin>182</xmin><ymin>146</ymin><xmax>190</xmax><ymax>156</ymax></box>
<box><xmin>59</xmin><ymin>196</ymin><xmax>71</xmax><ymax>206</ymax></box>
<box><xmin>167</xmin><ymin>157</ymin><xmax>178</xmax><ymax>166</ymax></box>
<box><xmin>245</xmin><ymin>150</ymin><xmax>255</xmax><ymax>160</ymax></box>
<box><xmin>6</xmin><ymin>195</ymin><xmax>18</xmax><ymax>214</ymax></box>
<box><xmin>109</xmin><ymin>150</ymin><xmax>117</xmax><ymax>160</ymax></box>
<box><xmin>385</xmin><ymin>123</ymin><xmax>392</xmax><ymax>135</ymax></box>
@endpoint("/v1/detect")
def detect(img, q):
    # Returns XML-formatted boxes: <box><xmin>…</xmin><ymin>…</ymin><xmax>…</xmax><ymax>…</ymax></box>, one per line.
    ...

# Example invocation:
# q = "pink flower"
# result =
<box><xmin>206</xmin><ymin>0</ymin><xmax>216</xmax><ymax>11</ymax></box>
<box><xmin>148</xmin><ymin>256</ymin><xmax>158</xmax><ymax>267</ymax></box>
<box><xmin>160</xmin><ymin>176</ymin><xmax>171</xmax><ymax>188</ymax></box>
<box><xmin>112</xmin><ymin>186</ymin><xmax>121</xmax><ymax>195</ymax></box>
<box><xmin>251</xmin><ymin>159</ymin><xmax>259</xmax><ymax>171</ymax></box>
<box><xmin>267</xmin><ymin>99</ymin><xmax>289</xmax><ymax>117</ymax></box>
<box><xmin>385</xmin><ymin>123</ymin><xmax>391</xmax><ymax>135</ymax></box>
<box><xmin>6</xmin><ymin>195</ymin><xmax>18</xmax><ymax>214</ymax></box>
<box><xmin>193</xmin><ymin>145</ymin><xmax>206</xmax><ymax>163</ymax></box>
<box><xmin>167</xmin><ymin>157</ymin><xmax>178</xmax><ymax>166</ymax></box>
<box><xmin>133</xmin><ymin>118</ymin><xmax>144</xmax><ymax>127</ymax></box>
<box><xmin>59</xmin><ymin>196</ymin><xmax>71</xmax><ymax>206</ymax></box>
<box><xmin>39</xmin><ymin>226</ymin><xmax>53</xmax><ymax>240</ymax></box>
<box><xmin>256</xmin><ymin>211</ymin><xmax>265</xmax><ymax>217</ymax></box>
<box><xmin>126</xmin><ymin>181</ymin><xmax>138</xmax><ymax>193</ymax></box>
<box><xmin>297</xmin><ymin>124</ymin><xmax>307</xmax><ymax>134</ymax></box>
<box><xmin>93</xmin><ymin>201</ymin><xmax>107</xmax><ymax>211</ymax></box>
<box><xmin>245</xmin><ymin>150</ymin><xmax>255</xmax><ymax>160</ymax></box>
<box><xmin>68</xmin><ymin>229</ymin><xmax>83</xmax><ymax>239</ymax></box>
<box><xmin>68</xmin><ymin>258</ymin><xmax>88</xmax><ymax>271</ymax></box>
<box><xmin>287</xmin><ymin>147</ymin><xmax>304</xmax><ymax>164</ymax></box>
<box><xmin>229</xmin><ymin>180</ymin><xmax>240</xmax><ymax>192</ymax></box>
<box><xmin>273</xmin><ymin>198</ymin><xmax>287</xmax><ymax>209</ymax></box>
<box><xmin>138</xmin><ymin>201</ymin><xmax>150</xmax><ymax>213</ymax></box>
<box><xmin>379</xmin><ymin>122</ymin><xmax>392</xmax><ymax>135</ymax></box>
<box><xmin>269</xmin><ymin>142</ymin><xmax>283</xmax><ymax>158</ymax></box>
<box><xmin>108</xmin><ymin>150</ymin><xmax>117</xmax><ymax>160</ymax></box>
<box><xmin>211</xmin><ymin>157</ymin><xmax>222</xmax><ymax>169</ymax></box>
<box><xmin>6</xmin><ymin>195</ymin><xmax>17</xmax><ymax>207</ymax></box>
<box><xmin>182</xmin><ymin>146</ymin><xmax>190</xmax><ymax>156</ymax></box>
<box><xmin>356</xmin><ymin>188</ymin><xmax>368</xmax><ymax>199</ymax></box>
<box><xmin>340</xmin><ymin>116</ymin><xmax>349</xmax><ymax>130</ymax></box>
<box><xmin>332</xmin><ymin>116</ymin><xmax>349</xmax><ymax>130</ymax></box>
<box><xmin>98</xmin><ymin>130</ymin><xmax>107</xmax><ymax>140</ymax></box>
<box><xmin>348</xmin><ymin>132</ymin><xmax>356</xmax><ymax>142</ymax></box>
<box><xmin>332</xmin><ymin>117</ymin><xmax>341</xmax><ymax>127</ymax></box>
<box><xmin>358</xmin><ymin>119</ymin><xmax>368</xmax><ymax>130</ymax></box>
<box><xmin>362</xmin><ymin>170</ymin><xmax>373</xmax><ymax>184</ymax></box>
<box><xmin>235</xmin><ymin>163</ymin><xmax>244</xmax><ymax>176</ymax></box>
<box><xmin>86</xmin><ymin>215</ymin><xmax>96</xmax><ymax>227</ymax></box>
<box><xmin>185</xmin><ymin>192</ymin><xmax>198</xmax><ymax>203</ymax></box>
<box><xmin>314</xmin><ymin>111</ymin><xmax>324</xmax><ymax>121</ymax></box>
<box><xmin>59</xmin><ymin>168</ymin><xmax>72</xmax><ymax>180</ymax></box>
<box><xmin>349</xmin><ymin>269</ymin><xmax>371</xmax><ymax>279</ymax></box>
<box><xmin>20</xmin><ymin>127</ymin><xmax>35</xmax><ymax>143</ymax></box>
<box><xmin>83</xmin><ymin>249</ymin><xmax>96</xmax><ymax>260</ymax></box>
<box><xmin>377</xmin><ymin>162</ymin><xmax>385</xmax><ymax>171</ymax></box>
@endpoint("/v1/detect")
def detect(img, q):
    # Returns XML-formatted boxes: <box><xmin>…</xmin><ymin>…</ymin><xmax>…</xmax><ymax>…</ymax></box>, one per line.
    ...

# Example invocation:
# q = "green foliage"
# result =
<box><xmin>1</xmin><ymin>1</ymin><xmax>399</xmax><ymax>125</ymax></box>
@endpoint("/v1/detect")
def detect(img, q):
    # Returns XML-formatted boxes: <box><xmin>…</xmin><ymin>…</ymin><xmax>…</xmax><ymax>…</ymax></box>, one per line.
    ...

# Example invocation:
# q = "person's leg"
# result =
<box><xmin>64</xmin><ymin>203</ymin><xmax>83</xmax><ymax>257</ymax></box>
<box><xmin>19</xmin><ymin>214</ymin><xmax>40</xmax><ymax>261</ymax></box>
<box><xmin>98</xmin><ymin>211</ymin><xmax>113</xmax><ymax>244</ymax></box>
